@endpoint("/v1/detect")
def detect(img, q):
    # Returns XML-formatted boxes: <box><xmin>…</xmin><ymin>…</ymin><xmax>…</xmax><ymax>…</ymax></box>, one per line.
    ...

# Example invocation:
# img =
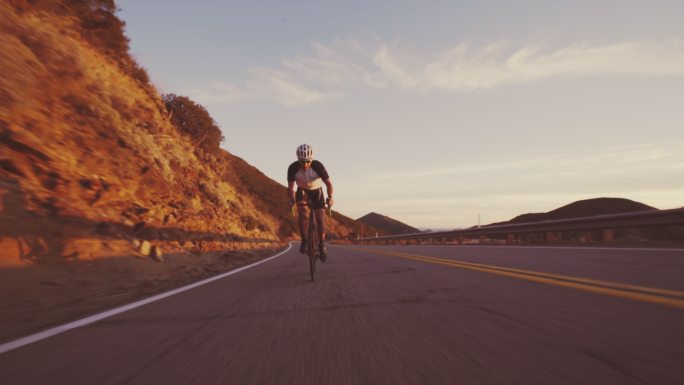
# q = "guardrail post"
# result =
<box><xmin>580</xmin><ymin>232</ymin><xmax>591</xmax><ymax>243</ymax></box>
<box><xmin>602</xmin><ymin>229</ymin><xmax>614</xmax><ymax>242</ymax></box>
<box><xmin>545</xmin><ymin>232</ymin><xmax>559</xmax><ymax>243</ymax></box>
<box><xmin>506</xmin><ymin>233</ymin><xmax>515</xmax><ymax>244</ymax></box>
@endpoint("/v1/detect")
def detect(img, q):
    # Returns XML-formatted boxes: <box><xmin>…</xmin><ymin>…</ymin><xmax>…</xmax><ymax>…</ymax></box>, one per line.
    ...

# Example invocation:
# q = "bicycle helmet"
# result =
<box><xmin>296</xmin><ymin>144</ymin><xmax>313</xmax><ymax>161</ymax></box>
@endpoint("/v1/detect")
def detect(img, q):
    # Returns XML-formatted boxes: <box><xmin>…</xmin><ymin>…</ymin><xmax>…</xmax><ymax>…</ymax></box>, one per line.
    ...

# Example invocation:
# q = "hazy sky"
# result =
<box><xmin>117</xmin><ymin>0</ymin><xmax>684</xmax><ymax>229</ymax></box>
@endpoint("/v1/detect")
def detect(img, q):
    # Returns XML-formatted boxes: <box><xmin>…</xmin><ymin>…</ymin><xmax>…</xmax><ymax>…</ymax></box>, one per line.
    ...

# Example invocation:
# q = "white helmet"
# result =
<box><xmin>296</xmin><ymin>144</ymin><xmax>313</xmax><ymax>161</ymax></box>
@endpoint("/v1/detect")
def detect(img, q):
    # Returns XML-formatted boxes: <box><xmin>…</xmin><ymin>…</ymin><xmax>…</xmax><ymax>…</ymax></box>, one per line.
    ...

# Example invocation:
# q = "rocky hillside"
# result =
<box><xmin>0</xmin><ymin>0</ymin><xmax>358</xmax><ymax>267</ymax></box>
<box><xmin>357</xmin><ymin>212</ymin><xmax>418</xmax><ymax>235</ymax></box>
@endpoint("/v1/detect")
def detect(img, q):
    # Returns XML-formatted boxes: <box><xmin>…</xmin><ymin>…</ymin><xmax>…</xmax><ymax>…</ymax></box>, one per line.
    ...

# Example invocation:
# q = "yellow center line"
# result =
<box><xmin>368</xmin><ymin>249</ymin><xmax>684</xmax><ymax>298</ymax></box>
<box><xmin>352</xmin><ymin>247</ymin><xmax>684</xmax><ymax>310</ymax></box>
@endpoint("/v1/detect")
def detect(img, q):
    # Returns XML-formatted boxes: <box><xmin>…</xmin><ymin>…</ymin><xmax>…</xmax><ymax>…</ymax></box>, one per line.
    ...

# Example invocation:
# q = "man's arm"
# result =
<box><xmin>324</xmin><ymin>178</ymin><xmax>334</xmax><ymax>207</ymax></box>
<box><xmin>288</xmin><ymin>181</ymin><xmax>296</xmax><ymax>204</ymax></box>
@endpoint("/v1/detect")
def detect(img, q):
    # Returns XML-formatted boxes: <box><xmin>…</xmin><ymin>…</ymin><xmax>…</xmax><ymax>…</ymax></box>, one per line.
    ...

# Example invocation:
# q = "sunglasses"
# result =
<box><xmin>299</xmin><ymin>159</ymin><xmax>312</xmax><ymax>164</ymax></box>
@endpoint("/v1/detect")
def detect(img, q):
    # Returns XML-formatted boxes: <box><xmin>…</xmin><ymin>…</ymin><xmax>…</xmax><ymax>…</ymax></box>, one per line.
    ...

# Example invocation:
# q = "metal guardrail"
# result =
<box><xmin>353</xmin><ymin>207</ymin><xmax>684</xmax><ymax>244</ymax></box>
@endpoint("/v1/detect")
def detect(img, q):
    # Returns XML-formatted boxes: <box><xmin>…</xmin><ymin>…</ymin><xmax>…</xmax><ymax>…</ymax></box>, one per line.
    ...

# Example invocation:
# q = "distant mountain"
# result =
<box><xmin>485</xmin><ymin>197</ymin><xmax>683</xmax><ymax>244</ymax></box>
<box><xmin>357</xmin><ymin>212</ymin><xmax>419</xmax><ymax>235</ymax></box>
<box><xmin>491</xmin><ymin>198</ymin><xmax>656</xmax><ymax>226</ymax></box>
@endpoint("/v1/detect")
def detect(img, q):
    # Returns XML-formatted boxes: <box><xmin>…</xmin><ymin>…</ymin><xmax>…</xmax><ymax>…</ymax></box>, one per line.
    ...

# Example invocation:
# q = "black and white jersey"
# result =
<box><xmin>287</xmin><ymin>160</ymin><xmax>329</xmax><ymax>190</ymax></box>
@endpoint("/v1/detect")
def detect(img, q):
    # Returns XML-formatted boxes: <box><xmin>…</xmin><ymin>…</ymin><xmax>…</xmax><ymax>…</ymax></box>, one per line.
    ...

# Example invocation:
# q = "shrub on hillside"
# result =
<box><xmin>72</xmin><ymin>1</ymin><xmax>129</xmax><ymax>62</ymax></box>
<box><xmin>130</xmin><ymin>62</ymin><xmax>151</xmax><ymax>85</ymax></box>
<box><xmin>162</xmin><ymin>94</ymin><xmax>225</xmax><ymax>153</ymax></box>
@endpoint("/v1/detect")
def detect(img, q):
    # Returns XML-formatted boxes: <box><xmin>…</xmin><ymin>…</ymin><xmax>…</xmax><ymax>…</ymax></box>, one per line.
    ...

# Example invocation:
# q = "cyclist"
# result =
<box><xmin>287</xmin><ymin>144</ymin><xmax>334</xmax><ymax>261</ymax></box>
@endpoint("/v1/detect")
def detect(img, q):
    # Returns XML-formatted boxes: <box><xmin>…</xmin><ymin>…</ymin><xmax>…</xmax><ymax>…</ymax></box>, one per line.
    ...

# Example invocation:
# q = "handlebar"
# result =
<box><xmin>290</xmin><ymin>201</ymin><xmax>333</xmax><ymax>218</ymax></box>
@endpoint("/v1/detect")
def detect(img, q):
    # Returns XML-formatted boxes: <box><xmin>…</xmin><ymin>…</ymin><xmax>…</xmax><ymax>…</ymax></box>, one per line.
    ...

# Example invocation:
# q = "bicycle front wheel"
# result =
<box><xmin>308</xmin><ymin>215</ymin><xmax>318</xmax><ymax>281</ymax></box>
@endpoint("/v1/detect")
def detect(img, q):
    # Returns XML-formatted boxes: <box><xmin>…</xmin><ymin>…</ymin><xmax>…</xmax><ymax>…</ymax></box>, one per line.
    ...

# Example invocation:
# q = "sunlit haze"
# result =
<box><xmin>117</xmin><ymin>0</ymin><xmax>684</xmax><ymax>229</ymax></box>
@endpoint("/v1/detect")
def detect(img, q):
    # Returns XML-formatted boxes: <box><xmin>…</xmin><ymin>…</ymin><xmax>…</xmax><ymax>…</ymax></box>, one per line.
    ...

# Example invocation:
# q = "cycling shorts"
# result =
<box><xmin>296</xmin><ymin>188</ymin><xmax>326</xmax><ymax>210</ymax></box>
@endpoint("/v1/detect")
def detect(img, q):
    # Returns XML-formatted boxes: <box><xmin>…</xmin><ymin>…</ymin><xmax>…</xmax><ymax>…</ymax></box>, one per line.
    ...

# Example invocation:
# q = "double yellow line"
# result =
<box><xmin>354</xmin><ymin>247</ymin><xmax>684</xmax><ymax>310</ymax></box>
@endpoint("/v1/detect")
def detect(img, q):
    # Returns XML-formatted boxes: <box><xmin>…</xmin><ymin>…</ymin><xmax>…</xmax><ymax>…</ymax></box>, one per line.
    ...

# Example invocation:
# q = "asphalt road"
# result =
<box><xmin>1</xmin><ymin>244</ymin><xmax>683</xmax><ymax>385</ymax></box>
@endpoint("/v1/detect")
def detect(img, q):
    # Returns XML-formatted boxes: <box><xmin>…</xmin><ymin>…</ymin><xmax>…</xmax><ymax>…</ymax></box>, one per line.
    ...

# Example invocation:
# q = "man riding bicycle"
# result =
<box><xmin>287</xmin><ymin>144</ymin><xmax>334</xmax><ymax>261</ymax></box>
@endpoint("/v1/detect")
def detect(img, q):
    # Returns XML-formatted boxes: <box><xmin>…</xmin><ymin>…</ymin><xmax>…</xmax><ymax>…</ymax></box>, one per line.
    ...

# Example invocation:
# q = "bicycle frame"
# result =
<box><xmin>295</xmin><ymin>198</ymin><xmax>319</xmax><ymax>282</ymax></box>
<box><xmin>306</xmin><ymin>202</ymin><xmax>319</xmax><ymax>282</ymax></box>
<box><xmin>294</xmin><ymin>195</ymin><xmax>331</xmax><ymax>282</ymax></box>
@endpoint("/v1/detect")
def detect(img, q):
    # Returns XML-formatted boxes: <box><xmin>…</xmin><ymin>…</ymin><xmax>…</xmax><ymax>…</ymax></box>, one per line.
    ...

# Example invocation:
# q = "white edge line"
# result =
<box><xmin>0</xmin><ymin>243</ymin><xmax>293</xmax><ymax>355</ymax></box>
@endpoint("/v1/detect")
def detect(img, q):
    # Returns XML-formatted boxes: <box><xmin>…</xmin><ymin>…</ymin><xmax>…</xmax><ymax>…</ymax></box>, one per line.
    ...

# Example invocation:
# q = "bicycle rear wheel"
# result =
<box><xmin>308</xmin><ymin>212</ymin><xmax>318</xmax><ymax>281</ymax></box>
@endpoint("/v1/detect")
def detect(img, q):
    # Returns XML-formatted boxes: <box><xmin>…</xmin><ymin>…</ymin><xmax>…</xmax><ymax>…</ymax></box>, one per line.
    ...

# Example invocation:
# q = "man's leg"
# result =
<box><xmin>315</xmin><ymin>208</ymin><xmax>326</xmax><ymax>241</ymax></box>
<box><xmin>297</xmin><ymin>204</ymin><xmax>308</xmax><ymax>253</ymax></box>
<box><xmin>315</xmin><ymin>208</ymin><xmax>327</xmax><ymax>261</ymax></box>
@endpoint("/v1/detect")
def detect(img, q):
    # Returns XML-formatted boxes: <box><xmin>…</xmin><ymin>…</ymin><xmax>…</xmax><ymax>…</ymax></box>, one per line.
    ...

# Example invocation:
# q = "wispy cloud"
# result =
<box><xmin>190</xmin><ymin>38</ymin><xmax>684</xmax><ymax>107</ymax></box>
<box><xmin>370</xmin><ymin>141</ymin><xmax>684</xmax><ymax>181</ymax></box>
<box><xmin>247</xmin><ymin>68</ymin><xmax>333</xmax><ymax>107</ymax></box>
<box><xmin>189</xmin><ymin>82</ymin><xmax>245</xmax><ymax>104</ymax></box>
<box><xmin>407</xmin><ymin>39</ymin><xmax>684</xmax><ymax>90</ymax></box>
<box><xmin>189</xmin><ymin>68</ymin><xmax>337</xmax><ymax>107</ymax></box>
<box><xmin>340</xmin><ymin>141</ymin><xmax>684</xmax><ymax>227</ymax></box>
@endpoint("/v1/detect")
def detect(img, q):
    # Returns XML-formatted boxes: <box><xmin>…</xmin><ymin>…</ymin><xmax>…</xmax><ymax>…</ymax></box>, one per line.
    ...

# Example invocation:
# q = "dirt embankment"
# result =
<box><xmin>0</xmin><ymin>244</ymin><xmax>289</xmax><ymax>343</ymax></box>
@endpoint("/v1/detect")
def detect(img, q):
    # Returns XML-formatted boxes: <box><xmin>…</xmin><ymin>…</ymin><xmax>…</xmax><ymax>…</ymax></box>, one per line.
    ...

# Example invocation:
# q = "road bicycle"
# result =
<box><xmin>292</xmin><ymin>196</ymin><xmax>331</xmax><ymax>282</ymax></box>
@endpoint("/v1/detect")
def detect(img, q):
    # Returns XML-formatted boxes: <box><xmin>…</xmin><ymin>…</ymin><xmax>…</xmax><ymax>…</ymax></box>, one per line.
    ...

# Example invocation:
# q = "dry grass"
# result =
<box><xmin>0</xmin><ymin>2</ymin><xmax>294</xmax><ymax>267</ymax></box>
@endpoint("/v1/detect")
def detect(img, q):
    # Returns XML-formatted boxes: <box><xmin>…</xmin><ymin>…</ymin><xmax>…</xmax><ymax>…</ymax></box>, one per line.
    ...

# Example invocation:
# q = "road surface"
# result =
<box><xmin>1</xmin><ymin>244</ymin><xmax>683</xmax><ymax>384</ymax></box>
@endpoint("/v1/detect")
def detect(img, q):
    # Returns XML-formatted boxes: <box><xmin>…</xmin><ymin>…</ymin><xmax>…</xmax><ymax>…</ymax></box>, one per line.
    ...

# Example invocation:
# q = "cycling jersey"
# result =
<box><xmin>287</xmin><ymin>160</ymin><xmax>329</xmax><ymax>190</ymax></box>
